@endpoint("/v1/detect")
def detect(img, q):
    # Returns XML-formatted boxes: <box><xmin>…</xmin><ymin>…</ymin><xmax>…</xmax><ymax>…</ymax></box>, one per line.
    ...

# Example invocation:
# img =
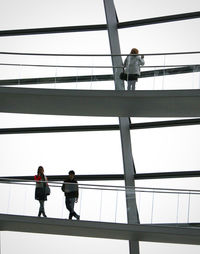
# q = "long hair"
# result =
<box><xmin>37</xmin><ymin>166</ymin><xmax>44</xmax><ymax>175</ymax></box>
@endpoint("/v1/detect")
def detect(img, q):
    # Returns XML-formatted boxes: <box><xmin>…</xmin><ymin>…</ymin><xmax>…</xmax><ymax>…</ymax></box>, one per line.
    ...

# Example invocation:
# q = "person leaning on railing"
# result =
<box><xmin>123</xmin><ymin>48</ymin><xmax>145</xmax><ymax>91</ymax></box>
<box><xmin>61</xmin><ymin>170</ymin><xmax>80</xmax><ymax>220</ymax></box>
<box><xmin>34</xmin><ymin>166</ymin><xmax>50</xmax><ymax>217</ymax></box>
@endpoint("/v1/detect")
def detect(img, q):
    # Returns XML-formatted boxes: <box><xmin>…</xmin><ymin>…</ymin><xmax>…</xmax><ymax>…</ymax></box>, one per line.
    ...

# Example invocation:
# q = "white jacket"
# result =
<box><xmin>124</xmin><ymin>55</ymin><xmax>145</xmax><ymax>75</ymax></box>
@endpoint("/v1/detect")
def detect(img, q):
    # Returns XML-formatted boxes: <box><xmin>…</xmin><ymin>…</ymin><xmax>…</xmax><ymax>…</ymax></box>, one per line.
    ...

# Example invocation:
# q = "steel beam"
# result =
<box><xmin>0</xmin><ymin>74</ymin><xmax>114</xmax><ymax>86</ymax></box>
<box><xmin>0</xmin><ymin>66</ymin><xmax>199</xmax><ymax>86</ymax></box>
<box><xmin>118</xmin><ymin>11</ymin><xmax>200</xmax><ymax>29</ymax></box>
<box><xmin>1</xmin><ymin>118</ymin><xmax>200</xmax><ymax>135</ymax></box>
<box><xmin>0</xmin><ymin>24</ymin><xmax>107</xmax><ymax>37</ymax></box>
<box><xmin>103</xmin><ymin>0</ymin><xmax>139</xmax><ymax>253</ymax></box>
<box><xmin>1</xmin><ymin>170</ymin><xmax>200</xmax><ymax>182</ymax></box>
<box><xmin>0</xmin><ymin>11</ymin><xmax>199</xmax><ymax>37</ymax></box>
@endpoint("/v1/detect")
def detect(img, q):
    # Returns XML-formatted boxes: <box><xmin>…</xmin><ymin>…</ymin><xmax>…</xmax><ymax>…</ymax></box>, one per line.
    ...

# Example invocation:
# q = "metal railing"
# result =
<box><xmin>0</xmin><ymin>51</ymin><xmax>199</xmax><ymax>91</ymax></box>
<box><xmin>0</xmin><ymin>177</ymin><xmax>200</xmax><ymax>224</ymax></box>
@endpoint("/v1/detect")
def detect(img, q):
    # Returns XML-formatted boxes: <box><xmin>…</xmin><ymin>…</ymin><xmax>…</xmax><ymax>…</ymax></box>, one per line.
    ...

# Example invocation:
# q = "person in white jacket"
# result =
<box><xmin>124</xmin><ymin>48</ymin><xmax>145</xmax><ymax>90</ymax></box>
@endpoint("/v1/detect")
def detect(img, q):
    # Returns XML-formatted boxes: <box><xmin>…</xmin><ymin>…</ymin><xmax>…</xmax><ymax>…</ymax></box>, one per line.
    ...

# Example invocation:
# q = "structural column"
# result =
<box><xmin>103</xmin><ymin>0</ymin><xmax>139</xmax><ymax>253</ymax></box>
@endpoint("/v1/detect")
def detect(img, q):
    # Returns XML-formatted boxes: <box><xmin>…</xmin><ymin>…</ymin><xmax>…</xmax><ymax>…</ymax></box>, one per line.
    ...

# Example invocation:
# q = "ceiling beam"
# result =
<box><xmin>1</xmin><ymin>171</ymin><xmax>200</xmax><ymax>182</ymax></box>
<box><xmin>118</xmin><ymin>11</ymin><xmax>200</xmax><ymax>29</ymax></box>
<box><xmin>0</xmin><ymin>12</ymin><xmax>199</xmax><ymax>37</ymax></box>
<box><xmin>1</xmin><ymin>118</ymin><xmax>200</xmax><ymax>135</ymax></box>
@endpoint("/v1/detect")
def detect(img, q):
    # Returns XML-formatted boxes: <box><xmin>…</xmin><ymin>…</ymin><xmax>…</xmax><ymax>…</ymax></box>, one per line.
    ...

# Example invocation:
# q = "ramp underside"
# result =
<box><xmin>1</xmin><ymin>214</ymin><xmax>200</xmax><ymax>245</ymax></box>
<box><xmin>0</xmin><ymin>87</ymin><xmax>200</xmax><ymax>117</ymax></box>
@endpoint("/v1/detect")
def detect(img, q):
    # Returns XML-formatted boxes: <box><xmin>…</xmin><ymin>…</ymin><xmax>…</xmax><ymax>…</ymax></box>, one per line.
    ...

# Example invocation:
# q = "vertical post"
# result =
<box><xmin>103</xmin><ymin>0</ymin><xmax>139</xmax><ymax>253</ymax></box>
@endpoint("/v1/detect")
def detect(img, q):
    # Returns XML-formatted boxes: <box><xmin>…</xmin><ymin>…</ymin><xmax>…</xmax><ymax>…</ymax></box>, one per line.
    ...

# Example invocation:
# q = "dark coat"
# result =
<box><xmin>34</xmin><ymin>174</ymin><xmax>48</xmax><ymax>201</ymax></box>
<box><xmin>62</xmin><ymin>177</ymin><xmax>79</xmax><ymax>198</ymax></box>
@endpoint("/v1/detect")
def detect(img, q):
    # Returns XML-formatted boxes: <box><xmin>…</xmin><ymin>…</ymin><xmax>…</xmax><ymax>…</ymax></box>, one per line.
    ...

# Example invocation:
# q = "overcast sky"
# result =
<box><xmin>0</xmin><ymin>0</ymin><xmax>200</xmax><ymax>253</ymax></box>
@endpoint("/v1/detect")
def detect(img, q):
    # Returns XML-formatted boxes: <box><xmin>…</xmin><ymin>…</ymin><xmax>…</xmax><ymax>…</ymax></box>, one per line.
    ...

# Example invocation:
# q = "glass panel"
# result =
<box><xmin>0</xmin><ymin>113</ymin><xmax>119</xmax><ymax>128</ymax></box>
<box><xmin>115</xmin><ymin>0</ymin><xmax>200</xmax><ymax>21</ymax></box>
<box><xmin>1</xmin><ymin>231</ymin><xmax>129</xmax><ymax>254</ymax></box>
<box><xmin>119</xmin><ymin>20</ymin><xmax>200</xmax><ymax>57</ymax></box>
<box><xmin>130</xmin><ymin>117</ymin><xmax>191</xmax><ymax>124</ymax></box>
<box><xmin>0</xmin><ymin>31</ymin><xmax>115</xmax><ymax>90</ymax></box>
<box><xmin>136</xmin><ymin>178</ymin><xmax>200</xmax><ymax>194</ymax></box>
<box><xmin>0</xmin><ymin>131</ymin><xmax>123</xmax><ymax>176</ymax></box>
<box><xmin>140</xmin><ymin>241</ymin><xmax>200</xmax><ymax>254</ymax></box>
<box><xmin>1</xmin><ymin>31</ymin><xmax>111</xmax><ymax>54</ymax></box>
<box><xmin>131</xmin><ymin>125</ymin><xmax>200</xmax><ymax>173</ymax></box>
<box><xmin>0</xmin><ymin>31</ymin><xmax>111</xmax><ymax>78</ymax></box>
<box><xmin>0</xmin><ymin>0</ymin><xmax>106</xmax><ymax>30</ymax></box>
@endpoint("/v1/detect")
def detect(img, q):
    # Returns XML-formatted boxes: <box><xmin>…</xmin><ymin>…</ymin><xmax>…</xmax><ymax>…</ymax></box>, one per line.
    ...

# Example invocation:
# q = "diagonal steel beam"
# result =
<box><xmin>0</xmin><ymin>66</ymin><xmax>199</xmax><ymax>86</ymax></box>
<box><xmin>103</xmin><ymin>0</ymin><xmax>140</xmax><ymax>253</ymax></box>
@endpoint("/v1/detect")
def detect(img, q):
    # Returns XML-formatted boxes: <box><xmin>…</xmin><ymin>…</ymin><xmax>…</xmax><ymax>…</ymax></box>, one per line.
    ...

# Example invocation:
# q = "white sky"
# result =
<box><xmin>0</xmin><ymin>0</ymin><xmax>200</xmax><ymax>253</ymax></box>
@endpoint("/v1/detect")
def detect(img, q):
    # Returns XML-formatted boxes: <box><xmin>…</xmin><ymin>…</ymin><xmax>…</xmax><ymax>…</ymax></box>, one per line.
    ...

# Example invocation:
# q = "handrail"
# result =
<box><xmin>0</xmin><ymin>51</ymin><xmax>200</xmax><ymax>57</ymax></box>
<box><xmin>0</xmin><ymin>62</ymin><xmax>199</xmax><ymax>69</ymax></box>
<box><xmin>1</xmin><ymin>177</ymin><xmax>200</xmax><ymax>195</ymax></box>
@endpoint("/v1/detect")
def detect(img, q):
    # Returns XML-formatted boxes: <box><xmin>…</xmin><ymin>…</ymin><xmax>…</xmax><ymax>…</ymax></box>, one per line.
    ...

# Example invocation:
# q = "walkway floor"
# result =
<box><xmin>1</xmin><ymin>214</ymin><xmax>200</xmax><ymax>245</ymax></box>
<box><xmin>1</xmin><ymin>87</ymin><xmax>200</xmax><ymax>117</ymax></box>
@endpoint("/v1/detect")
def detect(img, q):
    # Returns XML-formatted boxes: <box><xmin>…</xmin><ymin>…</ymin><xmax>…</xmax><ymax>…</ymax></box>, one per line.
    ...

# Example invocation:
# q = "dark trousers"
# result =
<box><xmin>39</xmin><ymin>200</ymin><xmax>45</xmax><ymax>212</ymax></box>
<box><xmin>127</xmin><ymin>80</ymin><xmax>137</xmax><ymax>90</ymax></box>
<box><xmin>65</xmin><ymin>197</ymin><xmax>79</xmax><ymax>219</ymax></box>
<box><xmin>38</xmin><ymin>200</ymin><xmax>47</xmax><ymax>217</ymax></box>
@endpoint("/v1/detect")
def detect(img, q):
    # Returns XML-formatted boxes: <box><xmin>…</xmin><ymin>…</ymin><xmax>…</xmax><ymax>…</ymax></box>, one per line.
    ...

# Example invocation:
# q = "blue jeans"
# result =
<box><xmin>65</xmin><ymin>197</ymin><xmax>79</xmax><ymax>219</ymax></box>
<box><xmin>127</xmin><ymin>80</ymin><xmax>136</xmax><ymax>90</ymax></box>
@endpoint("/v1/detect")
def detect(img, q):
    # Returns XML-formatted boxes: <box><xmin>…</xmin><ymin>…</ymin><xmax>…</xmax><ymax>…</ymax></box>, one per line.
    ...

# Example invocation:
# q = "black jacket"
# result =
<box><xmin>62</xmin><ymin>177</ymin><xmax>79</xmax><ymax>198</ymax></box>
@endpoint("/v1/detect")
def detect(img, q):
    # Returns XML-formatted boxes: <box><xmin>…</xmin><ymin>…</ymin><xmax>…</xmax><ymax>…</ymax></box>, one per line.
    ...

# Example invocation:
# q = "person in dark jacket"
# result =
<box><xmin>34</xmin><ymin>166</ymin><xmax>48</xmax><ymax>217</ymax></box>
<box><xmin>62</xmin><ymin>170</ymin><xmax>80</xmax><ymax>220</ymax></box>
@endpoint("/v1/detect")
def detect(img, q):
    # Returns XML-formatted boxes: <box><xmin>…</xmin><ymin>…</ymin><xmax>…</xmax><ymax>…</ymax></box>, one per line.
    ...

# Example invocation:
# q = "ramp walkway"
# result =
<box><xmin>1</xmin><ymin>87</ymin><xmax>200</xmax><ymax>117</ymax></box>
<box><xmin>0</xmin><ymin>214</ymin><xmax>200</xmax><ymax>245</ymax></box>
<box><xmin>1</xmin><ymin>180</ymin><xmax>200</xmax><ymax>245</ymax></box>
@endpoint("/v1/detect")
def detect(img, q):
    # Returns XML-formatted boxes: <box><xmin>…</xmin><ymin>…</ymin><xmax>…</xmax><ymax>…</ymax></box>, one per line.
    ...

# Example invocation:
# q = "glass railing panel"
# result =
<box><xmin>4</xmin><ymin>182</ymin><xmax>36</xmax><ymax>216</ymax></box>
<box><xmin>1</xmin><ymin>180</ymin><xmax>200</xmax><ymax>225</ymax></box>
<box><xmin>176</xmin><ymin>192</ymin><xmax>190</xmax><ymax>223</ymax></box>
<box><xmin>0</xmin><ymin>181</ymin><xmax>128</xmax><ymax>223</ymax></box>
<box><xmin>100</xmin><ymin>189</ymin><xmax>119</xmax><ymax>223</ymax></box>
<box><xmin>77</xmin><ymin>188</ymin><xmax>102</xmax><ymax>222</ymax></box>
<box><xmin>150</xmin><ymin>191</ymin><xmax>178</xmax><ymax>223</ymax></box>
<box><xmin>135</xmin><ymin>191</ymin><xmax>154</xmax><ymax>224</ymax></box>
<box><xmin>115</xmin><ymin>190</ymin><xmax>127</xmax><ymax>224</ymax></box>
<box><xmin>44</xmin><ymin>185</ymin><xmax>65</xmax><ymax>219</ymax></box>
<box><xmin>0</xmin><ymin>52</ymin><xmax>200</xmax><ymax>91</ymax></box>
<box><xmin>187</xmin><ymin>192</ymin><xmax>200</xmax><ymax>223</ymax></box>
<box><xmin>0</xmin><ymin>183</ymin><xmax>12</xmax><ymax>214</ymax></box>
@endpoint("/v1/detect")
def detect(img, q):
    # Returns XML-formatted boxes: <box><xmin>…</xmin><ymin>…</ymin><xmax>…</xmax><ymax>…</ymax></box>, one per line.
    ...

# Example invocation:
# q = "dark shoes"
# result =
<box><xmin>43</xmin><ymin>212</ymin><xmax>47</xmax><ymax>217</ymax></box>
<box><xmin>38</xmin><ymin>211</ymin><xmax>47</xmax><ymax>217</ymax></box>
<box><xmin>68</xmin><ymin>213</ymin><xmax>80</xmax><ymax>220</ymax></box>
